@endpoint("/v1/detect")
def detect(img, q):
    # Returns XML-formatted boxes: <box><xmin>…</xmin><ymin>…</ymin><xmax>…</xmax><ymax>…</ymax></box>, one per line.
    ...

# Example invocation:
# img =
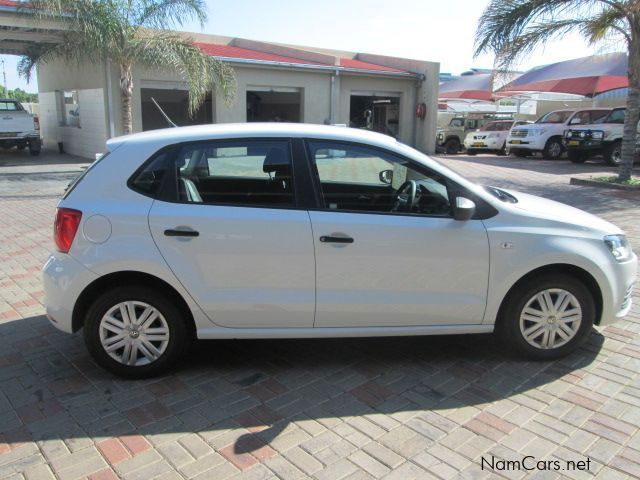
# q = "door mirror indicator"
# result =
<box><xmin>453</xmin><ymin>197</ymin><xmax>476</xmax><ymax>221</ymax></box>
<box><xmin>379</xmin><ymin>169</ymin><xmax>394</xmax><ymax>184</ymax></box>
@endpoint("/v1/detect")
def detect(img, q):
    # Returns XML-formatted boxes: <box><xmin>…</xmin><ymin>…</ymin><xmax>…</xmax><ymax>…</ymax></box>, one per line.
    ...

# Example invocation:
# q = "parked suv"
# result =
<box><xmin>464</xmin><ymin>120</ymin><xmax>531</xmax><ymax>155</ymax></box>
<box><xmin>436</xmin><ymin>115</ymin><xmax>493</xmax><ymax>154</ymax></box>
<box><xmin>564</xmin><ymin>107</ymin><xmax>634</xmax><ymax>165</ymax></box>
<box><xmin>43</xmin><ymin>124</ymin><xmax>636</xmax><ymax>377</ymax></box>
<box><xmin>507</xmin><ymin>109</ymin><xmax>610</xmax><ymax>160</ymax></box>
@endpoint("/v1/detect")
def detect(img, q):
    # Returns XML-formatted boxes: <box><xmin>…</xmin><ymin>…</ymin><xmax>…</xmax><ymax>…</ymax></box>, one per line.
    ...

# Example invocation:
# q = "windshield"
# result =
<box><xmin>483</xmin><ymin>121</ymin><xmax>512</xmax><ymax>132</ymax></box>
<box><xmin>449</xmin><ymin>118</ymin><xmax>465</xmax><ymax>127</ymax></box>
<box><xmin>535</xmin><ymin>111</ymin><xmax>574</xmax><ymax>124</ymax></box>
<box><xmin>602</xmin><ymin>109</ymin><xmax>626</xmax><ymax>124</ymax></box>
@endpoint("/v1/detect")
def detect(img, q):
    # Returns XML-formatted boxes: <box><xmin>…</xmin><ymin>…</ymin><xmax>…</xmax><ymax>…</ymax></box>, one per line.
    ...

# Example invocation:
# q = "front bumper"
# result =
<box><xmin>564</xmin><ymin>138</ymin><xmax>603</xmax><ymax>151</ymax></box>
<box><xmin>42</xmin><ymin>253</ymin><xmax>99</xmax><ymax>334</ymax></box>
<box><xmin>506</xmin><ymin>137</ymin><xmax>546</xmax><ymax>151</ymax></box>
<box><xmin>599</xmin><ymin>254</ymin><xmax>637</xmax><ymax>326</ymax></box>
<box><xmin>464</xmin><ymin>139</ymin><xmax>503</xmax><ymax>150</ymax></box>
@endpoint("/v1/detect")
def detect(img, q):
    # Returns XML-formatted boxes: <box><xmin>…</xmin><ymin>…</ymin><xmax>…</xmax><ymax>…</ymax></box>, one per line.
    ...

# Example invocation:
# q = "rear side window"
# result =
<box><xmin>173</xmin><ymin>139</ymin><xmax>295</xmax><ymax>207</ymax></box>
<box><xmin>129</xmin><ymin>151</ymin><xmax>170</xmax><ymax>196</ymax></box>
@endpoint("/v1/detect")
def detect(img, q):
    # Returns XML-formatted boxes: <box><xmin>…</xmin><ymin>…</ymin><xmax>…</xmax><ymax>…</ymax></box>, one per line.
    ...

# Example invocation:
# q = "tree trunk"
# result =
<box><xmin>120</xmin><ymin>62</ymin><xmax>134</xmax><ymax>135</ymax></box>
<box><xmin>618</xmin><ymin>22</ymin><xmax>640</xmax><ymax>181</ymax></box>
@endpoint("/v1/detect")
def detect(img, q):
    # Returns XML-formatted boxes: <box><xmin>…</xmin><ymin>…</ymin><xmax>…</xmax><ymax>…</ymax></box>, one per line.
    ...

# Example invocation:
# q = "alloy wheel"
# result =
<box><xmin>519</xmin><ymin>288</ymin><xmax>582</xmax><ymax>349</ymax></box>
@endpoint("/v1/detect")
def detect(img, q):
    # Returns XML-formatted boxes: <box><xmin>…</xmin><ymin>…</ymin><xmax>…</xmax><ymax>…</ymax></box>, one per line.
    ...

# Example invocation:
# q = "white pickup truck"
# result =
<box><xmin>506</xmin><ymin>108</ymin><xmax>610</xmax><ymax>160</ymax></box>
<box><xmin>0</xmin><ymin>98</ymin><xmax>41</xmax><ymax>156</ymax></box>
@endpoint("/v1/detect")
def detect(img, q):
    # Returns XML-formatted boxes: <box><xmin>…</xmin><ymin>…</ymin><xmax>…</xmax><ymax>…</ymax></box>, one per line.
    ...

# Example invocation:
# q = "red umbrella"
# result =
<box><xmin>500</xmin><ymin>53</ymin><xmax>628</xmax><ymax>98</ymax></box>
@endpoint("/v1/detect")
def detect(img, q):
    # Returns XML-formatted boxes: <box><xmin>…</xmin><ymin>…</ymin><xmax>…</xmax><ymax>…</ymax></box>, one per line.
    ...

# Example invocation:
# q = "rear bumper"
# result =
<box><xmin>42</xmin><ymin>253</ymin><xmax>99</xmax><ymax>334</ymax></box>
<box><xmin>0</xmin><ymin>132</ymin><xmax>40</xmax><ymax>141</ymax></box>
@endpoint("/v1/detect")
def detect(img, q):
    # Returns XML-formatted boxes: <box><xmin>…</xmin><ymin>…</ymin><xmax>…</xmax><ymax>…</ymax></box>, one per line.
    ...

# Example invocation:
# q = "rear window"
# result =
<box><xmin>0</xmin><ymin>101</ymin><xmax>22</xmax><ymax>111</ymax></box>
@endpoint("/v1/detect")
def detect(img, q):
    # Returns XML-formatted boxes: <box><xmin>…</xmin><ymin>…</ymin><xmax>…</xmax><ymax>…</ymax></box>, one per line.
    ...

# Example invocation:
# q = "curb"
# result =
<box><xmin>569</xmin><ymin>177</ymin><xmax>640</xmax><ymax>191</ymax></box>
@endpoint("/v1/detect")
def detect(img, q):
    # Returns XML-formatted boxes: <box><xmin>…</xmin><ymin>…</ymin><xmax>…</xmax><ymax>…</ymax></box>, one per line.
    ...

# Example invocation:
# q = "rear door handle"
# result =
<box><xmin>319</xmin><ymin>235</ymin><xmax>354</xmax><ymax>244</ymax></box>
<box><xmin>164</xmin><ymin>228</ymin><xmax>199</xmax><ymax>237</ymax></box>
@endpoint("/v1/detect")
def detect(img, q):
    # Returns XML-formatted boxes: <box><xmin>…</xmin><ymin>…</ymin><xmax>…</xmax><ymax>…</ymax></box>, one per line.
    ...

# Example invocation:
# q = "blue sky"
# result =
<box><xmin>1</xmin><ymin>0</ymin><xmax>620</xmax><ymax>93</ymax></box>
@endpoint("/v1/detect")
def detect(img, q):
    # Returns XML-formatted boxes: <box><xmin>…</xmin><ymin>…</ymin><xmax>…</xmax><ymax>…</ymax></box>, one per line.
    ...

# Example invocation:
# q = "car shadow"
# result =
<box><xmin>0</xmin><ymin>315</ymin><xmax>605</xmax><ymax>456</ymax></box>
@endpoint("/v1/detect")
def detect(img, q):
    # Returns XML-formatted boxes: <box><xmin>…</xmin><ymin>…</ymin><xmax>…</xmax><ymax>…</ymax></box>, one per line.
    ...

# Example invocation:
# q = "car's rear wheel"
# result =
<box><xmin>84</xmin><ymin>286</ymin><xmax>190</xmax><ymax>378</ymax></box>
<box><xmin>496</xmin><ymin>274</ymin><xmax>594</xmax><ymax>360</ymax></box>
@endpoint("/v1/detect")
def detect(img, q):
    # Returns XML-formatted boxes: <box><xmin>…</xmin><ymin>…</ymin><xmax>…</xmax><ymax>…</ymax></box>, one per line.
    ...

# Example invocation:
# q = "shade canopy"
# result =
<box><xmin>438</xmin><ymin>74</ymin><xmax>493</xmax><ymax>101</ymax></box>
<box><xmin>502</xmin><ymin>53</ymin><xmax>628</xmax><ymax>98</ymax></box>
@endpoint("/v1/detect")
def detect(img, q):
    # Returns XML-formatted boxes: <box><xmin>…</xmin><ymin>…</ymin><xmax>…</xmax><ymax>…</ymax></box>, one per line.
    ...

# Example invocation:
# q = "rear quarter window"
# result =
<box><xmin>128</xmin><ymin>150</ymin><xmax>170</xmax><ymax>197</ymax></box>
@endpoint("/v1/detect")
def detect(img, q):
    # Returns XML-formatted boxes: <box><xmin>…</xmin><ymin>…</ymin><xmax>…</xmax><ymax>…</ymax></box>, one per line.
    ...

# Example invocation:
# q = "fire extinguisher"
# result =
<box><xmin>415</xmin><ymin>103</ymin><xmax>426</xmax><ymax>120</ymax></box>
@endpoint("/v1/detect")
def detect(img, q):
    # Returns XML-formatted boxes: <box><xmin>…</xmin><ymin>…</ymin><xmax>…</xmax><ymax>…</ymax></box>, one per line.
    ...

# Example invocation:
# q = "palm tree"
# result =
<box><xmin>18</xmin><ymin>0</ymin><xmax>235</xmax><ymax>135</ymax></box>
<box><xmin>475</xmin><ymin>0</ymin><xmax>639</xmax><ymax>181</ymax></box>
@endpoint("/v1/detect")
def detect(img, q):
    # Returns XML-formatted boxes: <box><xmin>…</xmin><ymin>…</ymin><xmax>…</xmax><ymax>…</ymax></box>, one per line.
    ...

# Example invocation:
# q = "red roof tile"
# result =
<box><xmin>0</xmin><ymin>0</ymin><xmax>21</xmax><ymax>7</ymax></box>
<box><xmin>340</xmin><ymin>58</ymin><xmax>405</xmax><ymax>73</ymax></box>
<box><xmin>196</xmin><ymin>43</ymin><xmax>327</xmax><ymax>66</ymax></box>
<box><xmin>197</xmin><ymin>42</ymin><xmax>408</xmax><ymax>74</ymax></box>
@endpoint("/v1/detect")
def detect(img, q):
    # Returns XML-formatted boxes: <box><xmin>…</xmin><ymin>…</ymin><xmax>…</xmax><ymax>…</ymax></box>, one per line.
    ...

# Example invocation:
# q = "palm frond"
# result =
<box><xmin>130</xmin><ymin>32</ymin><xmax>235</xmax><ymax>115</ymax></box>
<box><xmin>136</xmin><ymin>0</ymin><xmax>207</xmax><ymax>29</ymax></box>
<box><xmin>18</xmin><ymin>34</ymin><xmax>96</xmax><ymax>82</ymax></box>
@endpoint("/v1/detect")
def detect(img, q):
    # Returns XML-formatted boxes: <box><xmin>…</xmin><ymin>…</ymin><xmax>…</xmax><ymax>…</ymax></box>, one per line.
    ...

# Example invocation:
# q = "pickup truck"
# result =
<box><xmin>506</xmin><ymin>108</ymin><xmax>611</xmax><ymax>160</ymax></box>
<box><xmin>0</xmin><ymin>98</ymin><xmax>41</xmax><ymax>156</ymax></box>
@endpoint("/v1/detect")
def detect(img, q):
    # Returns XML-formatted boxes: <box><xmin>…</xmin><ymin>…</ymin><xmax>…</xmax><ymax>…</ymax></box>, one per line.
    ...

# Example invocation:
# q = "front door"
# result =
<box><xmin>148</xmin><ymin>139</ymin><xmax>315</xmax><ymax>328</ymax></box>
<box><xmin>306</xmin><ymin>140</ymin><xmax>490</xmax><ymax>328</ymax></box>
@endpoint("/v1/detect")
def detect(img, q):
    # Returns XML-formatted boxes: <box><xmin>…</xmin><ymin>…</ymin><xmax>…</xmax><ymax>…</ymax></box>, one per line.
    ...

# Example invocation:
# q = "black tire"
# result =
<box><xmin>496</xmin><ymin>143</ymin><xmax>507</xmax><ymax>156</ymax></box>
<box><xmin>542</xmin><ymin>138</ymin><xmax>564</xmax><ymax>160</ymax></box>
<box><xmin>28</xmin><ymin>138</ymin><xmax>41</xmax><ymax>156</ymax></box>
<box><xmin>496</xmin><ymin>273</ymin><xmax>595</xmax><ymax>360</ymax></box>
<box><xmin>84</xmin><ymin>286</ymin><xmax>191</xmax><ymax>378</ymax></box>
<box><xmin>466</xmin><ymin>149</ymin><xmax>477</xmax><ymax>156</ymax></box>
<box><xmin>444</xmin><ymin>138</ymin><xmax>461</xmax><ymax>155</ymax></box>
<box><xmin>603</xmin><ymin>141</ymin><xmax>622</xmax><ymax>166</ymax></box>
<box><xmin>512</xmin><ymin>149</ymin><xmax>528</xmax><ymax>158</ymax></box>
<box><xmin>568</xmin><ymin>150</ymin><xmax>588</xmax><ymax>163</ymax></box>
<box><xmin>17</xmin><ymin>143</ymin><xmax>27</xmax><ymax>151</ymax></box>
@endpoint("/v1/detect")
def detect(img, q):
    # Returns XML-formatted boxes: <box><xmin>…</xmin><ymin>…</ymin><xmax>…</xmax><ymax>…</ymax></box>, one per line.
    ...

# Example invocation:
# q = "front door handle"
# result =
<box><xmin>164</xmin><ymin>228</ymin><xmax>199</xmax><ymax>237</ymax></box>
<box><xmin>319</xmin><ymin>235</ymin><xmax>354</xmax><ymax>244</ymax></box>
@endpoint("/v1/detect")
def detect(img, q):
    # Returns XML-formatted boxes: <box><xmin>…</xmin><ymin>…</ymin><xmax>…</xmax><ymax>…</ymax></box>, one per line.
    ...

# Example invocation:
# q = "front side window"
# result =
<box><xmin>603</xmin><ymin>109</ymin><xmax>626</xmax><ymax>124</ymax></box>
<box><xmin>309</xmin><ymin>141</ymin><xmax>451</xmax><ymax>216</ymax></box>
<box><xmin>174</xmin><ymin>139</ymin><xmax>294</xmax><ymax>207</ymax></box>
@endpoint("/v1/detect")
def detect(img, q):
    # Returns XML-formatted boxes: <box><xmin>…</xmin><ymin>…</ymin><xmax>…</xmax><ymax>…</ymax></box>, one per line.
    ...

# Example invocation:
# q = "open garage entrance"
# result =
<box><xmin>349</xmin><ymin>94</ymin><xmax>400</xmax><ymax>138</ymax></box>
<box><xmin>246</xmin><ymin>88</ymin><xmax>302</xmax><ymax>122</ymax></box>
<box><xmin>141</xmin><ymin>87</ymin><xmax>212</xmax><ymax>131</ymax></box>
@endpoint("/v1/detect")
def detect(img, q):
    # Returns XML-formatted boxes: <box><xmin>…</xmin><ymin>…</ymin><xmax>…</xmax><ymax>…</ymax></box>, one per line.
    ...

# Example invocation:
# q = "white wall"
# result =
<box><xmin>38</xmin><ymin>88</ymin><xmax>107</xmax><ymax>158</ymax></box>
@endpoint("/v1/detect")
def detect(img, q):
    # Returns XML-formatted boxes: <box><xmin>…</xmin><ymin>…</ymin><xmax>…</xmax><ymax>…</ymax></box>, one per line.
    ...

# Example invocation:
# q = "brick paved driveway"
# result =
<box><xmin>0</xmin><ymin>151</ymin><xmax>639</xmax><ymax>480</ymax></box>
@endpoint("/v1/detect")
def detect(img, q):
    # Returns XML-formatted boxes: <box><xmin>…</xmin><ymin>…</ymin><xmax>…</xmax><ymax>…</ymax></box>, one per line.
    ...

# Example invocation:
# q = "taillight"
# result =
<box><xmin>33</xmin><ymin>115</ymin><xmax>40</xmax><ymax>131</ymax></box>
<box><xmin>54</xmin><ymin>208</ymin><xmax>82</xmax><ymax>253</ymax></box>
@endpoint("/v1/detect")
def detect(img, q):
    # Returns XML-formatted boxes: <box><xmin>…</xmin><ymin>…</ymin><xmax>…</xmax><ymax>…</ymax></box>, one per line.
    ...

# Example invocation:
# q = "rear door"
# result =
<box><xmin>148</xmin><ymin>138</ymin><xmax>316</xmax><ymax>328</ymax></box>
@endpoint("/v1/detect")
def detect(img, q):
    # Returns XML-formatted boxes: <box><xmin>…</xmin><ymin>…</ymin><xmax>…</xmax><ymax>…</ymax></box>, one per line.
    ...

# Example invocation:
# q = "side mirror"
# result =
<box><xmin>453</xmin><ymin>197</ymin><xmax>476</xmax><ymax>221</ymax></box>
<box><xmin>379</xmin><ymin>169</ymin><xmax>394</xmax><ymax>185</ymax></box>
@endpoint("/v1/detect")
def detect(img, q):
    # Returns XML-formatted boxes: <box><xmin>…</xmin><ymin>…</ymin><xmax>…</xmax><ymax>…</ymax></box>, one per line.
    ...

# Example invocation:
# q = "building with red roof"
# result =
<box><xmin>0</xmin><ymin>2</ymin><xmax>440</xmax><ymax>158</ymax></box>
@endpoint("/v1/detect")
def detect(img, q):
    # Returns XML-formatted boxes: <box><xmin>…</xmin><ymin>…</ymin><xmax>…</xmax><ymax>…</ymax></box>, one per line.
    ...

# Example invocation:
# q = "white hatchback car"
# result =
<box><xmin>43</xmin><ymin>124</ymin><xmax>637</xmax><ymax>377</ymax></box>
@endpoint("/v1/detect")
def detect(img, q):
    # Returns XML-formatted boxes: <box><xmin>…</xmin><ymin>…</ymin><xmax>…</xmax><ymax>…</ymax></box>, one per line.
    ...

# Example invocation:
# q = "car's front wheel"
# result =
<box><xmin>84</xmin><ymin>286</ymin><xmax>190</xmax><ymax>378</ymax></box>
<box><xmin>497</xmin><ymin>274</ymin><xmax>594</xmax><ymax>360</ymax></box>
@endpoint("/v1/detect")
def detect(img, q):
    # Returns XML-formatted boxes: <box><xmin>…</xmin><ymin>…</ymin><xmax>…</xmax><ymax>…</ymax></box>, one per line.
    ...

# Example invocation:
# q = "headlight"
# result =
<box><xmin>592</xmin><ymin>131</ymin><xmax>604</xmax><ymax>139</ymax></box>
<box><xmin>604</xmin><ymin>234</ymin><xmax>632</xmax><ymax>262</ymax></box>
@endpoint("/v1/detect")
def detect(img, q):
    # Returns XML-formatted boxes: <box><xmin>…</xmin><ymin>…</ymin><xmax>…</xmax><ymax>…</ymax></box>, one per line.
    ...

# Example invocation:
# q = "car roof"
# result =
<box><xmin>107</xmin><ymin>123</ymin><xmax>398</xmax><ymax>151</ymax></box>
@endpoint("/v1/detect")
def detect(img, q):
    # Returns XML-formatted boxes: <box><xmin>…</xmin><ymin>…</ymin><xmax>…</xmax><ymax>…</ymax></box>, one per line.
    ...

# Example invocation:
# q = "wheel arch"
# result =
<box><xmin>496</xmin><ymin>263</ymin><xmax>603</xmax><ymax>326</ymax></box>
<box><xmin>72</xmin><ymin>270</ymin><xmax>196</xmax><ymax>334</ymax></box>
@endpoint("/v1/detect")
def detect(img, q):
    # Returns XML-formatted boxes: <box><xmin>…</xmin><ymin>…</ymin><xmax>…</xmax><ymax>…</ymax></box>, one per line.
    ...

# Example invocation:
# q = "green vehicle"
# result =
<box><xmin>436</xmin><ymin>115</ymin><xmax>494</xmax><ymax>154</ymax></box>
